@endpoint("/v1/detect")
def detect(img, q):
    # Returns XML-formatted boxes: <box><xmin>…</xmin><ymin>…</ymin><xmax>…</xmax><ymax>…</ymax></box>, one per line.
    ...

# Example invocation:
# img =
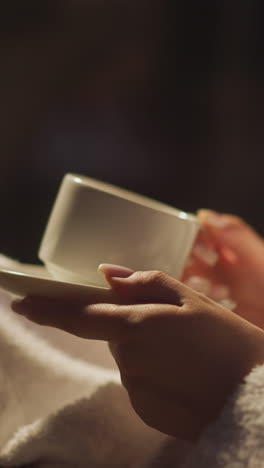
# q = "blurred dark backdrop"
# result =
<box><xmin>1</xmin><ymin>1</ymin><xmax>264</xmax><ymax>263</ymax></box>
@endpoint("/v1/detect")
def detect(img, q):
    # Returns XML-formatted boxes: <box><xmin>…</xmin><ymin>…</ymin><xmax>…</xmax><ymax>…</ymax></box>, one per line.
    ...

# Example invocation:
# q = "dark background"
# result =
<box><xmin>1</xmin><ymin>1</ymin><xmax>264</xmax><ymax>263</ymax></box>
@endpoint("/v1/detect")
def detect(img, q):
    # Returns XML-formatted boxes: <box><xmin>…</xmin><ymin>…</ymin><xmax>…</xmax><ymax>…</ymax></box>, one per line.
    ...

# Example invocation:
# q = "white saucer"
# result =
<box><xmin>0</xmin><ymin>264</ymin><xmax>112</xmax><ymax>300</ymax></box>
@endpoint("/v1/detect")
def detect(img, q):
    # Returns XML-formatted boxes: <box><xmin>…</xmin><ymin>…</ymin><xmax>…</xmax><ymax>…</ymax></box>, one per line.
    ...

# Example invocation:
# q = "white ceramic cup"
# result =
<box><xmin>39</xmin><ymin>174</ymin><xmax>200</xmax><ymax>287</ymax></box>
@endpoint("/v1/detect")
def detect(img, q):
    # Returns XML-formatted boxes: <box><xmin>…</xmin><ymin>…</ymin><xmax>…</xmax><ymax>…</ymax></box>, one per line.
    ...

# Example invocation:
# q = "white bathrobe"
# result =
<box><xmin>0</xmin><ymin>255</ymin><xmax>263</xmax><ymax>467</ymax></box>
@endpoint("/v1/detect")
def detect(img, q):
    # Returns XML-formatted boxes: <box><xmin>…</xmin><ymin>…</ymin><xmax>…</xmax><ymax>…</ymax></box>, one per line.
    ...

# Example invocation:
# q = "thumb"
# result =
<box><xmin>98</xmin><ymin>264</ymin><xmax>187</xmax><ymax>306</ymax></box>
<box><xmin>198</xmin><ymin>210</ymin><xmax>264</xmax><ymax>267</ymax></box>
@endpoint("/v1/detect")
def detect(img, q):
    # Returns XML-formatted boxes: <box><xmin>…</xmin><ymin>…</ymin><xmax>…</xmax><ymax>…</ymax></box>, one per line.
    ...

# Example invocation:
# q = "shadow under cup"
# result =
<box><xmin>38</xmin><ymin>174</ymin><xmax>200</xmax><ymax>287</ymax></box>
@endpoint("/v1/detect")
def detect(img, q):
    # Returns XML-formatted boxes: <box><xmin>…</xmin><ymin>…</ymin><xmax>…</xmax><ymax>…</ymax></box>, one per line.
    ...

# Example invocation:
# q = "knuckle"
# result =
<box><xmin>136</xmin><ymin>270</ymin><xmax>167</xmax><ymax>287</ymax></box>
<box><xmin>147</xmin><ymin>270</ymin><xmax>167</xmax><ymax>284</ymax></box>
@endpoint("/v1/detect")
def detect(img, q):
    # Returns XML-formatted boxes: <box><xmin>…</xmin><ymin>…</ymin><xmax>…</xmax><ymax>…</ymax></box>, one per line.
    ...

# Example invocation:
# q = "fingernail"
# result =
<box><xmin>193</xmin><ymin>244</ymin><xmax>219</xmax><ymax>266</ymax></box>
<box><xmin>98</xmin><ymin>264</ymin><xmax>134</xmax><ymax>279</ymax></box>
<box><xmin>184</xmin><ymin>276</ymin><xmax>211</xmax><ymax>295</ymax></box>
<box><xmin>198</xmin><ymin>210</ymin><xmax>230</xmax><ymax>229</ymax></box>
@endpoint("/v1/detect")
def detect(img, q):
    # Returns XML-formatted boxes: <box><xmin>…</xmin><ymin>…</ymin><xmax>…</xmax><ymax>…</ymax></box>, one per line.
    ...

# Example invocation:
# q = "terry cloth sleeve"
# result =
<box><xmin>182</xmin><ymin>364</ymin><xmax>264</xmax><ymax>468</ymax></box>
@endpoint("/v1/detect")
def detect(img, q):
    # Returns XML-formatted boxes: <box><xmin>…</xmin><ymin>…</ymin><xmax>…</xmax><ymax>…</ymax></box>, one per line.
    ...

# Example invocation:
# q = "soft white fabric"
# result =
<box><xmin>0</xmin><ymin>255</ymin><xmax>191</xmax><ymax>467</ymax></box>
<box><xmin>1</xmin><ymin>255</ymin><xmax>264</xmax><ymax>467</ymax></box>
<box><xmin>0</xmin><ymin>292</ymin><xmax>170</xmax><ymax>467</ymax></box>
<box><xmin>183</xmin><ymin>365</ymin><xmax>264</xmax><ymax>468</ymax></box>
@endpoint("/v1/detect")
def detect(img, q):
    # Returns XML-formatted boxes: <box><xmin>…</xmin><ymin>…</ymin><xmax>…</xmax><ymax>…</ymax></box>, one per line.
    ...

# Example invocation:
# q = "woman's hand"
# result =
<box><xmin>183</xmin><ymin>210</ymin><xmax>264</xmax><ymax>329</ymax></box>
<box><xmin>12</xmin><ymin>266</ymin><xmax>264</xmax><ymax>441</ymax></box>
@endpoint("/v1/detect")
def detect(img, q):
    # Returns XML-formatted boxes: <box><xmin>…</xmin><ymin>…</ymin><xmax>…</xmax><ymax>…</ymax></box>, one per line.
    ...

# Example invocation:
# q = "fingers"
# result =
<box><xmin>12</xmin><ymin>296</ymin><xmax>130</xmax><ymax>341</ymax></box>
<box><xmin>182</xmin><ymin>231</ymin><xmax>233</xmax><ymax>304</ymax></box>
<box><xmin>182</xmin><ymin>227</ymin><xmax>221</xmax><ymax>294</ymax></box>
<box><xmin>183</xmin><ymin>210</ymin><xmax>264</xmax><ymax>311</ymax></box>
<box><xmin>191</xmin><ymin>229</ymin><xmax>219</xmax><ymax>267</ymax></box>
<box><xmin>98</xmin><ymin>263</ymin><xmax>134</xmax><ymax>281</ymax></box>
<box><xmin>12</xmin><ymin>295</ymin><xmax>178</xmax><ymax>342</ymax></box>
<box><xmin>11</xmin><ymin>269</ymin><xmax>190</xmax><ymax>341</ymax></box>
<box><xmin>182</xmin><ymin>258</ymin><xmax>233</xmax><ymax>304</ymax></box>
<box><xmin>198</xmin><ymin>209</ymin><xmax>264</xmax><ymax>267</ymax></box>
<box><xmin>99</xmin><ymin>266</ymin><xmax>189</xmax><ymax>305</ymax></box>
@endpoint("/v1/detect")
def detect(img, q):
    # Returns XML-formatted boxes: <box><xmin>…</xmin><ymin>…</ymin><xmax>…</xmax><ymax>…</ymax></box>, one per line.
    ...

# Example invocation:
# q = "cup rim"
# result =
<box><xmin>66</xmin><ymin>173</ymin><xmax>200</xmax><ymax>224</ymax></box>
